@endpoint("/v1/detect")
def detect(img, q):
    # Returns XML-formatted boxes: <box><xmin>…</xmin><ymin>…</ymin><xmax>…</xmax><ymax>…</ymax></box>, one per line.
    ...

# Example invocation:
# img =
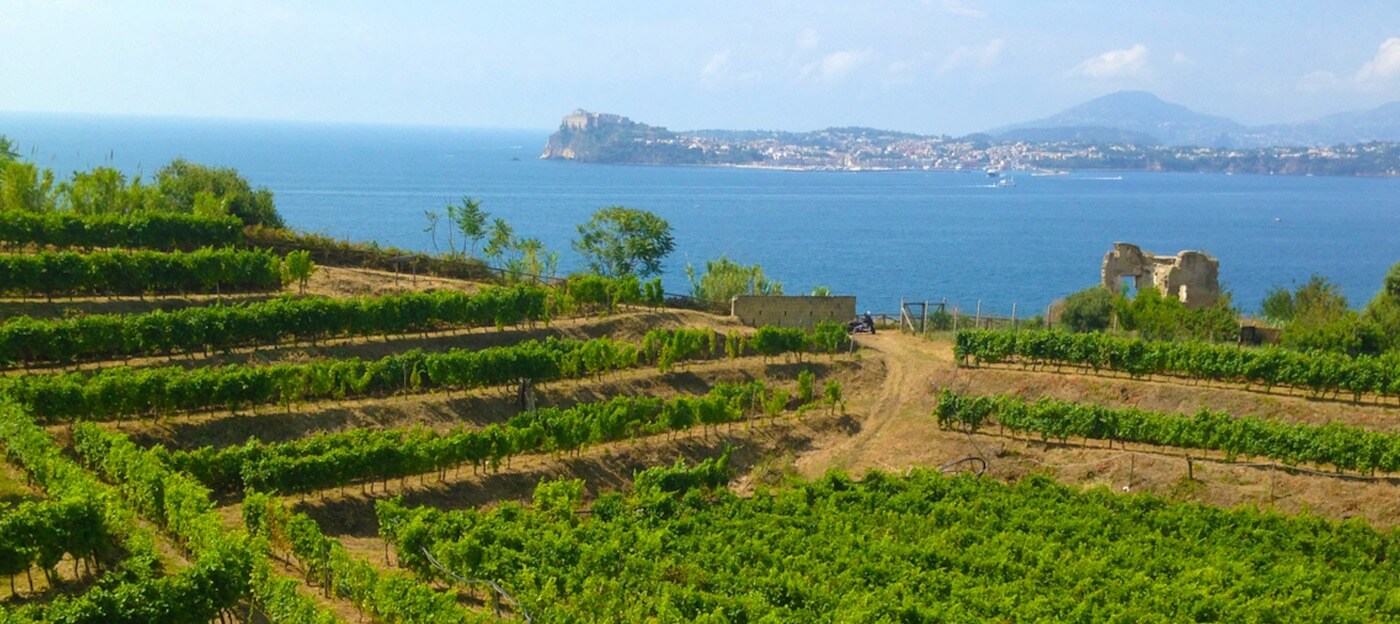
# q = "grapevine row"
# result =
<box><xmin>0</xmin><ymin>247</ymin><xmax>284</xmax><ymax>298</ymax></box>
<box><xmin>935</xmin><ymin>390</ymin><xmax>1400</xmax><ymax>474</ymax></box>
<box><xmin>0</xmin><ymin>211</ymin><xmax>243</xmax><ymax>251</ymax></box>
<box><xmin>2</xmin><ymin>328</ymin><xmax>826</xmax><ymax>423</ymax></box>
<box><xmin>0</xmin><ymin>401</ymin><xmax>316</xmax><ymax>623</ymax></box>
<box><xmin>956</xmin><ymin>329</ymin><xmax>1400</xmax><ymax>401</ymax></box>
<box><xmin>69</xmin><ymin>422</ymin><xmax>341</xmax><ymax>623</ymax></box>
<box><xmin>243</xmin><ymin>492</ymin><xmax>483</xmax><ymax>624</ymax></box>
<box><xmin>161</xmin><ymin>381</ymin><xmax>775</xmax><ymax>495</ymax></box>
<box><xmin>0</xmin><ymin>285</ymin><xmax>548</xmax><ymax>368</ymax></box>
<box><xmin>377</xmin><ymin>460</ymin><xmax>1400</xmax><ymax>622</ymax></box>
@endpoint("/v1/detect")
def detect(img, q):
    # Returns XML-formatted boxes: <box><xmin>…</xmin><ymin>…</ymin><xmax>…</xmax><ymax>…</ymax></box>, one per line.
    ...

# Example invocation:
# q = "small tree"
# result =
<box><xmin>573</xmin><ymin>206</ymin><xmax>675</xmax><ymax>278</ymax></box>
<box><xmin>810</xmin><ymin>285</ymin><xmax>831</xmax><ymax>296</ymax></box>
<box><xmin>483</xmin><ymin>217</ymin><xmax>515</xmax><ymax>263</ymax></box>
<box><xmin>686</xmin><ymin>255</ymin><xmax>782</xmax><ymax>304</ymax></box>
<box><xmin>0</xmin><ymin>135</ymin><xmax>18</xmax><ymax>162</ymax></box>
<box><xmin>1059</xmin><ymin>286</ymin><xmax>1114</xmax><ymax>332</ymax></box>
<box><xmin>423</xmin><ymin>210</ymin><xmax>443</xmax><ymax>255</ymax></box>
<box><xmin>796</xmin><ymin>369</ymin><xmax>815</xmax><ymax>404</ymax></box>
<box><xmin>283</xmin><ymin>250</ymin><xmax>316</xmax><ymax>294</ymax></box>
<box><xmin>448</xmin><ymin>196</ymin><xmax>489</xmax><ymax>258</ymax></box>
<box><xmin>823</xmin><ymin>380</ymin><xmax>844</xmax><ymax>414</ymax></box>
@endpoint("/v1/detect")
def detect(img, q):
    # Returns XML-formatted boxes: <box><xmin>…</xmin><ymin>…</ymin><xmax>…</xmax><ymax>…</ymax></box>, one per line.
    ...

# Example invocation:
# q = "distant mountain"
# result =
<box><xmin>990</xmin><ymin>91</ymin><xmax>1243</xmax><ymax>147</ymax></box>
<box><xmin>989</xmin><ymin>91</ymin><xmax>1400</xmax><ymax>148</ymax></box>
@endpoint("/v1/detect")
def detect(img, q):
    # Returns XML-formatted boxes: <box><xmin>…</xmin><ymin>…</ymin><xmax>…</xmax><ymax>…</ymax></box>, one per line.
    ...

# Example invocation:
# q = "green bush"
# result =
<box><xmin>1058</xmin><ymin>286</ymin><xmax>1114</xmax><ymax>332</ymax></box>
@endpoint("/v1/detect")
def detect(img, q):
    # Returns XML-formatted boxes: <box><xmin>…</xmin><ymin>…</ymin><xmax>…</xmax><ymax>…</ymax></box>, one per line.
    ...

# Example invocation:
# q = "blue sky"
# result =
<box><xmin>1</xmin><ymin>1</ymin><xmax>1397</xmax><ymax>134</ymax></box>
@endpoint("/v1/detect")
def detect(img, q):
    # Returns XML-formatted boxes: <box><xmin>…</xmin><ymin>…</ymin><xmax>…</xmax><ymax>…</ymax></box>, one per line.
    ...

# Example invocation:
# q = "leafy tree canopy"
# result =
<box><xmin>573</xmin><ymin>206</ymin><xmax>675</xmax><ymax>278</ymax></box>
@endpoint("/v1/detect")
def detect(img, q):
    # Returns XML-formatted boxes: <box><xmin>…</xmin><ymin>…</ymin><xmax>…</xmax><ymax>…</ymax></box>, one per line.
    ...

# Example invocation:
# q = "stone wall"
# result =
<box><xmin>1102</xmin><ymin>242</ymin><xmax>1221</xmax><ymax>308</ymax></box>
<box><xmin>731</xmin><ymin>295</ymin><xmax>856</xmax><ymax>329</ymax></box>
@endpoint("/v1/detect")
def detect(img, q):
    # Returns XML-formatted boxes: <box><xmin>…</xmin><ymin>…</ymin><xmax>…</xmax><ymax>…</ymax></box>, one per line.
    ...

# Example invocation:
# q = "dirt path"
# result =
<box><xmin>791</xmin><ymin>331</ymin><xmax>1400</xmax><ymax>528</ymax></box>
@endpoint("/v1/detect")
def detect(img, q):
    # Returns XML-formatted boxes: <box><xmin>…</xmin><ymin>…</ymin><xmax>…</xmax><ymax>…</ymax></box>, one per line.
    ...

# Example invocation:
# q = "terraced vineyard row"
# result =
<box><xmin>157</xmin><ymin>380</ymin><xmax>796</xmax><ymax>495</ymax></box>
<box><xmin>0</xmin><ymin>285</ymin><xmax>549</xmax><ymax>367</ymax></box>
<box><xmin>379</xmin><ymin>459</ymin><xmax>1400</xmax><ymax>622</ymax></box>
<box><xmin>0</xmin><ymin>400</ymin><xmax>338</xmax><ymax>623</ymax></box>
<box><xmin>1</xmin><ymin>327</ymin><xmax>828</xmax><ymax>423</ymax></box>
<box><xmin>0</xmin><ymin>211</ymin><xmax>243</xmax><ymax>251</ymax></box>
<box><xmin>956</xmin><ymin>328</ymin><xmax>1400</xmax><ymax>400</ymax></box>
<box><xmin>0</xmin><ymin>248</ymin><xmax>286</xmax><ymax>298</ymax></box>
<box><xmin>936</xmin><ymin>390</ymin><xmax>1400</xmax><ymax>474</ymax></box>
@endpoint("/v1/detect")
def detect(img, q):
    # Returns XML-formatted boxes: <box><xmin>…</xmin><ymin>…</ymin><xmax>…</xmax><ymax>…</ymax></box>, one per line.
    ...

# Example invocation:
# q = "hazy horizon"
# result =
<box><xmin>2</xmin><ymin>1</ymin><xmax>1398</xmax><ymax>135</ymax></box>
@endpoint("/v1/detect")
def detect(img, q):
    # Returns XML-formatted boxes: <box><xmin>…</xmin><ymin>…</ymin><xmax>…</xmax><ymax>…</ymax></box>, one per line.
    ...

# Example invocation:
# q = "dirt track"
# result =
<box><xmin>792</xmin><ymin>331</ymin><xmax>1400</xmax><ymax>528</ymax></box>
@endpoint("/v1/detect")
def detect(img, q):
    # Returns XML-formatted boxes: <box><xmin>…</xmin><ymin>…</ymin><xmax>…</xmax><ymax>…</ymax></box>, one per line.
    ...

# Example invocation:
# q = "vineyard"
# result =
<box><xmin>956</xmin><ymin>328</ymin><xmax>1400</xmax><ymax>401</ymax></box>
<box><xmin>2</xmin><ymin>213</ymin><xmax>1400</xmax><ymax>622</ymax></box>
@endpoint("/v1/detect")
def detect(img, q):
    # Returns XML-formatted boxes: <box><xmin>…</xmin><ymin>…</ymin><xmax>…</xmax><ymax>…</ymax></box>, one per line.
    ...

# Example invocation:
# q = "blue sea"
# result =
<box><xmin>3</xmin><ymin>112</ymin><xmax>1398</xmax><ymax>315</ymax></box>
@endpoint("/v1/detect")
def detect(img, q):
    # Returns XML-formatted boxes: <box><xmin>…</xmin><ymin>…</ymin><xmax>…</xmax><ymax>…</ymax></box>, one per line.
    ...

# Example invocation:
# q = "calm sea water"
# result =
<box><xmin>4</xmin><ymin>113</ymin><xmax>1398</xmax><ymax>314</ymax></box>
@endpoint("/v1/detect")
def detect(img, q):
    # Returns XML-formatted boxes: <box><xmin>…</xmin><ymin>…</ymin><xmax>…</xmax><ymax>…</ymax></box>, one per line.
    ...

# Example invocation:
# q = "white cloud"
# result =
<box><xmin>939</xmin><ymin>0</ymin><xmax>986</xmax><ymax>19</ymax></box>
<box><xmin>938</xmin><ymin>38</ymin><xmax>1004</xmax><ymax>73</ymax></box>
<box><xmin>1355</xmin><ymin>37</ymin><xmax>1400</xmax><ymax>84</ymax></box>
<box><xmin>1073</xmin><ymin>44</ymin><xmax>1149</xmax><ymax>79</ymax></box>
<box><xmin>702</xmin><ymin>50</ymin><xmax>730</xmax><ymax>77</ymax></box>
<box><xmin>797</xmin><ymin>28</ymin><xmax>821</xmax><ymax>51</ymax></box>
<box><xmin>1172</xmin><ymin>51</ymin><xmax>1192</xmax><ymax>65</ymax></box>
<box><xmin>700</xmin><ymin>49</ymin><xmax>761</xmax><ymax>85</ymax></box>
<box><xmin>1299</xmin><ymin>37</ymin><xmax>1400</xmax><ymax>92</ymax></box>
<box><xmin>801</xmin><ymin>49</ymin><xmax>876</xmax><ymax>84</ymax></box>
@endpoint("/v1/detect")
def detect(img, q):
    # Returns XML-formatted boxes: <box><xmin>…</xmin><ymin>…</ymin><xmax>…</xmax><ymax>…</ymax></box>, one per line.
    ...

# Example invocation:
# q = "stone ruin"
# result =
<box><xmin>1101</xmin><ymin>242</ymin><xmax>1221</xmax><ymax>308</ymax></box>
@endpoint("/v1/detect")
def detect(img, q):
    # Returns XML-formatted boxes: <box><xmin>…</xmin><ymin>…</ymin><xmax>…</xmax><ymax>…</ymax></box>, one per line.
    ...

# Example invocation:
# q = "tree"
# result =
<box><xmin>573</xmin><ymin>206</ymin><xmax>675</xmax><ymax>278</ymax></box>
<box><xmin>1058</xmin><ymin>286</ymin><xmax>1114</xmax><ymax>332</ymax></box>
<box><xmin>0</xmin><ymin>161</ymin><xmax>57</xmax><ymax>213</ymax></box>
<box><xmin>483</xmin><ymin>218</ymin><xmax>515</xmax><ymax>263</ymax></box>
<box><xmin>283</xmin><ymin>250</ymin><xmax>316</xmax><ymax>294</ymax></box>
<box><xmin>156</xmin><ymin>158</ymin><xmax>284</xmax><ymax>228</ymax></box>
<box><xmin>423</xmin><ymin>210</ymin><xmax>443</xmax><ymax>255</ymax></box>
<box><xmin>686</xmin><ymin>255</ymin><xmax>782</xmax><ymax>303</ymax></box>
<box><xmin>0</xmin><ymin>136</ymin><xmax>17</xmax><ymax>162</ymax></box>
<box><xmin>447</xmin><ymin>197</ymin><xmax>489</xmax><ymax>259</ymax></box>
<box><xmin>1261</xmin><ymin>285</ymin><xmax>1294</xmax><ymax>324</ymax></box>
<box><xmin>810</xmin><ymin>286</ymin><xmax>831</xmax><ymax>296</ymax></box>
<box><xmin>1385</xmin><ymin>261</ymin><xmax>1400</xmax><ymax>300</ymax></box>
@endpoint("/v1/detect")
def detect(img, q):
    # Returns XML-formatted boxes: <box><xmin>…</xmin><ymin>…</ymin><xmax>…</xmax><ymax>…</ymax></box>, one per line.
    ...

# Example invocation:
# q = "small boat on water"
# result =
<box><xmin>985</xmin><ymin>167</ymin><xmax>1001</xmax><ymax>177</ymax></box>
<box><xmin>996</xmin><ymin>177</ymin><xmax>1016</xmax><ymax>188</ymax></box>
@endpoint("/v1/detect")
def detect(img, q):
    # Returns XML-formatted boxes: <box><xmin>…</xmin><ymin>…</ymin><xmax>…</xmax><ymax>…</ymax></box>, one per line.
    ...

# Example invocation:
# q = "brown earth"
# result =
<box><xmin>0</xmin><ymin>265</ymin><xmax>489</xmax><ymax>322</ymax></box>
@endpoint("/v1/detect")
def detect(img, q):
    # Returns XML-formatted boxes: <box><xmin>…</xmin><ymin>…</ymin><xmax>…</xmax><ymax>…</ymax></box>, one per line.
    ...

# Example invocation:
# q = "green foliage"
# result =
<box><xmin>685</xmin><ymin>255</ymin><xmax>782</xmax><ymax>303</ymax></box>
<box><xmin>956</xmin><ymin>328</ymin><xmax>1400</xmax><ymax>401</ymax></box>
<box><xmin>749</xmin><ymin>326</ymin><xmax>809</xmax><ymax>361</ymax></box>
<box><xmin>1058</xmin><ymin>285</ymin><xmax>1114</xmax><ymax>332</ymax></box>
<box><xmin>937</xmin><ymin>390</ymin><xmax>1400</xmax><ymax>473</ymax></box>
<box><xmin>809</xmin><ymin>285</ymin><xmax>831</xmax><ymax>296</ymax></box>
<box><xmin>0</xmin><ymin>285</ymin><xmax>547</xmax><ymax>368</ymax></box>
<box><xmin>0</xmin><ymin>248</ymin><xmax>283</xmax><ymax>298</ymax></box>
<box><xmin>1385</xmin><ymin>261</ymin><xmax>1400</xmax><ymax>300</ymax></box>
<box><xmin>0</xmin><ymin>160</ymin><xmax>58</xmax><ymax>213</ymax></box>
<box><xmin>155</xmin><ymin>158</ymin><xmax>284</xmax><ymax>228</ymax></box>
<box><xmin>796</xmin><ymin>369</ymin><xmax>815</xmax><ymax>403</ymax></box>
<box><xmin>1112</xmin><ymin>287</ymin><xmax>1239</xmax><ymax>342</ymax></box>
<box><xmin>1259</xmin><ymin>275</ymin><xmax>1385</xmax><ymax>355</ymax></box>
<box><xmin>281</xmin><ymin>249</ymin><xmax>316</xmax><ymax>294</ymax></box>
<box><xmin>57</xmin><ymin>167</ymin><xmax>170</xmax><ymax>215</ymax></box>
<box><xmin>380</xmin><ymin>462</ymin><xmax>1400</xmax><ymax>622</ymax></box>
<box><xmin>572</xmin><ymin>206</ymin><xmax>675</xmax><ymax>278</ymax></box>
<box><xmin>0</xmin><ymin>135</ymin><xmax>17</xmax><ymax>162</ymax></box>
<box><xmin>823</xmin><ymin>379</ymin><xmax>843</xmax><ymax>412</ymax></box>
<box><xmin>244</xmin><ymin>226</ymin><xmax>492</xmax><ymax>281</ymax></box>
<box><xmin>928</xmin><ymin>307</ymin><xmax>953</xmax><ymax>331</ymax></box>
<box><xmin>162</xmin><ymin>382</ymin><xmax>774</xmax><ymax>495</ymax></box>
<box><xmin>1261</xmin><ymin>285</ymin><xmax>1295</xmax><ymax>324</ymax></box>
<box><xmin>0</xmin><ymin>211</ymin><xmax>243</xmax><ymax>251</ymax></box>
<box><xmin>444</xmin><ymin>196</ymin><xmax>488</xmax><ymax>258</ymax></box>
<box><xmin>810</xmin><ymin>320</ymin><xmax>848</xmax><ymax>356</ymax></box>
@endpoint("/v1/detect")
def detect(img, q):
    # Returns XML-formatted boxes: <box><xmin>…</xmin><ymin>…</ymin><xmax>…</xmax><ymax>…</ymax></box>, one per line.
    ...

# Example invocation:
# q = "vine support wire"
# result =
<box><xmin>420</xmin><ymin>547</ymin><xmax>532</xmax><ymax>623</ymax></box>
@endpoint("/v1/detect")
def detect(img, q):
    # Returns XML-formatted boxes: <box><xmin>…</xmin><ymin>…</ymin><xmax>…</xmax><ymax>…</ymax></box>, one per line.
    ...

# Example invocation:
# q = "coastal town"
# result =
<box><xmin>542</xmin><ymin>109</ymin><xmax>1400</xmax><ymax>177</ymax></box>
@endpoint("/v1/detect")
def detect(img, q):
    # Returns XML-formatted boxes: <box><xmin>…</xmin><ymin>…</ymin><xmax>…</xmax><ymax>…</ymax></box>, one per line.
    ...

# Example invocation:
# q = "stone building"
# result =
<box><xmin>1101</xmin><ymin>242</ymin><xmax>1221</xmax><ymax>308</ymax></box>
